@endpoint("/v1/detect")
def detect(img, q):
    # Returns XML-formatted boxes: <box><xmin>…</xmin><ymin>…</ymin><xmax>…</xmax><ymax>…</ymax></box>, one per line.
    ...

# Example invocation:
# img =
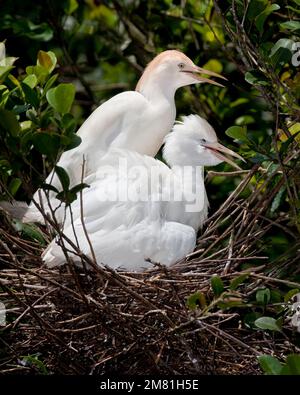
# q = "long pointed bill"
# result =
<box><xmin>183</xmin><ymin>65</ymin><xmax>227</xmax><ymax>87</ymax></box>
<box><xmin>203</xmin><ymin>142</ymin><xmax>245</xmax><ymax>170</ymax></box>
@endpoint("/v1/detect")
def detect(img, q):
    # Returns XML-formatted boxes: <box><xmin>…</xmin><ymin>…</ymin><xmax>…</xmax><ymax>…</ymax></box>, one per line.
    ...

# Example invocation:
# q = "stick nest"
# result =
<box><xmin>0</xmin><ymin>166</ymin><xmax>299</xmax><ymax>375</ymax></box>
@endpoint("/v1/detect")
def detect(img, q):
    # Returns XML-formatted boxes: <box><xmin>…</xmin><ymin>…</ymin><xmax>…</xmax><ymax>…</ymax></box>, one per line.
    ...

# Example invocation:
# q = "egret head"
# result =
<box><xmin>136</xmin><ymin>50</ymin><xmax>226</xmax><ymax>96</ymax></box>
<box><xmin>163</xmin><ymin>114</ymin><xmax>244</xmax><ymax>168</ymax></box>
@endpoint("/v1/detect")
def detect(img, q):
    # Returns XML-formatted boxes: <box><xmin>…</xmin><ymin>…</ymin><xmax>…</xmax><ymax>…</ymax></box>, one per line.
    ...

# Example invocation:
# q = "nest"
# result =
<box><xmin>0</xmin><ymin>165</ymin><xmax>299</xmax><ymax>375</ymax></box>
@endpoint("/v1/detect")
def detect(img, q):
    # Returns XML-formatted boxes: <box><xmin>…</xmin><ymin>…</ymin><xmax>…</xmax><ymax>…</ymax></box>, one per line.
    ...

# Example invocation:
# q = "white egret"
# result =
<box><xmin>43</xmin><ymin>115</ymin><xmax>244</xmax><ymax>271</ymax></box>
<box><xmin>22</xmin><ymin>50</ymin><xmax>226</xmax><ymax>223</ymax></box>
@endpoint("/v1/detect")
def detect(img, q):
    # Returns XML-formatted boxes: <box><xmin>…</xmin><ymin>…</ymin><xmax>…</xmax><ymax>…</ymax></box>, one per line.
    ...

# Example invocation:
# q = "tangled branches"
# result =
<box><xmin>0</xmin><ymin>161</ymin><xmax>299</xmax><ymax>374</ymax></box>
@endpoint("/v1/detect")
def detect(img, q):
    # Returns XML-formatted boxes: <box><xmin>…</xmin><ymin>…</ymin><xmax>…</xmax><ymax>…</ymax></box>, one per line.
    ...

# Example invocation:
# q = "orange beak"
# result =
<box><xmin>182</xmin><ymin>65</ymin><xmax>227</xmax><ymax>87</ymax></box>
<box><xmin>202</xmin><ymin>141</ymin><xmax>245</xmax><ymax>170</ymax></box>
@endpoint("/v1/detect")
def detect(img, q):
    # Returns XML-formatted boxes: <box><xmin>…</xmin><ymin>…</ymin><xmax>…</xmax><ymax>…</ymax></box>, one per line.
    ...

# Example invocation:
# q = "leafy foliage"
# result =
<box><xmin>259</xmin><ymin>354</ymin><xmax>300</xmax><ymax>375</ymax></box>
<box><xmin>0</xmin><ymin>44</ymin><xmax>81</xmax><ymax>202</ymax></box>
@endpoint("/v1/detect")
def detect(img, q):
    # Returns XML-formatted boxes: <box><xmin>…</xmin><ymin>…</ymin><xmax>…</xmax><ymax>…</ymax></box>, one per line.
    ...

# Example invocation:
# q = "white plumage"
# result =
<box><xmin>42</xmin><ymin>115</ymin><xmax>243</xmax><ymax>271</ymax></box>
<box><xmin>22</xmin><ymin>50</ymin><xmax>226</xmax><ymax>223</ymax></box>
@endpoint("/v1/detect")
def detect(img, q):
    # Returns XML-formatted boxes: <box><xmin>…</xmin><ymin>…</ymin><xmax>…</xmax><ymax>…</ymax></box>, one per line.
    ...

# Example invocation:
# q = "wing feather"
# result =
<box><xmin>42</xmin><ymin>149</ymin><xmax>197</xmax><ymax>270</ymax></box>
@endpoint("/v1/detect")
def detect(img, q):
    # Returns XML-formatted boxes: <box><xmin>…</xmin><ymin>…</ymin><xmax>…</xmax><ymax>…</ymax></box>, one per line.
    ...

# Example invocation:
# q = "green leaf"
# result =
<box><xmin>21</xmin><ymin>224</ymin><xmax>46</xmax><ymax>245</ymax></box>
<box><xmin>270</xmin><ymin>39</ymin><xmax>294</xmax><ymax>67</ymax></box>
<box><xmin>270</xmin><ymin>290</ymin><xmax>282</xmax><ymax>303</ymax></box>
<box><xmin>56</xmin><ymin>190</ymin><xmax>78</xmax><ymax>205</ymax></box>
<box><xmin>282</xmin><ymin>355</ymin><xmax>300</xmax><ymax>375</ymax></box>
<box><xmin>286</xmin><ymin>5</ymin><xmax>300</xmax><ymax>15</ymax></box>
<box><xmin>0</xmin><ymin>65</ymin><xmax>14</xmax><ymax>83</ymax></box>
<box><xmin>245</xmin><ymin>70</ymin><xmax>269</xmax><ymax>86</ymax></box>
<box><xmin>12</xmin><ymin>220</ymin><xmax>46</xmax><ymax>245</ymax></box>
<box><xmin>21</xmin><ymin>82</ymin><xmax>39</xmax><ymax>109</ymax></box>
<box><xmin>23</xmin><ymin>21</ymin><xmax>53</xmax><ymax>42</ymax></box>
<box><xmin>284</xmin><ymin>289</ymin><xmax>300</xmax><ymax>303</ymax></box>
<box><xmin>187</xmin><ymin>291</ymin><xmax>207</xmax><ymax>310</ymax></box>
<box><xmin>55</xmin><ymin>182</ymin><xmax>90</xmax><ymax>205</ymax></box>
<box><xmin>202</xmin><ymin>59</ymin><xmax>223</xmax><ymax>74</ymax></box>
<box><xmin>225</xmin><ymin>125</ymin><xmax>247</xmax><ymax>141</ymax></box>
<box><xmin>211</xmin><ymin>275</ymin><xmax>224</xmax><ymax>297</ymax></box>
<box><xmin>246</xmin><ymin>0</ymin><xmax>268</xmax><ymax>20</ymax></box>
<box><xmin>64</xmin><ymin>133</ymin><xmax>81</xmax><ymax>151</ymax></box>
<box><xmin>46</xmin><ymin>83</ymin><xmax>75</xmax><ymax>114</ymax></box>
<box><xmin>254</xmin><ymin>316</ymin><xmax>281</xmax><ymax>332</ymax></box>
<box><xmin>280</xmin><ymin>21</ymin><xmax>300</xmax><ymax>32</ymax></box>
<box><xmin>229</xmin><ymin>273</ymin><xmax>249</xmax><ymax>290</ymax></box>
<box><xmin>280</xmin><ymin>130</ymin><xmax>300</xmax><ymax>155</ymax></box>
<box><xmin>0</xmin><ymin>109</ymin><xmax>20</xmax><ymax>136</ymax></box>
<box><xmin>37</xmin><ymin>50</ymin><xmax>57</xmax><ymax>73</ymax></box>
<box><xmin>0</xmin><ymin>57</ymin><xmax>18</xmax><ymax>67</ymax></box>
<box><xmin>23</xmin><ymin>74</ymin><xmax>38</xmax><ymax>89</ymax></box>
<box><xmin>25</xmin><ymin>65</ymin><xmax>48</xmax><ymax>84</ymax></box>
<box><xmin>20</xmin><ymin>120</ymin><xmax>32</xmax><ymax>131</ymax></box>
<box><xmin>32</xmin><ymin>132</ymin><xmax>61</xmax><ymax>158</ymax></box>
<box><xmin>8</xmin><ymin>178</ymin><xmax>22</xmax><ymax>196</ymax></box>
<box><xmin>64</xmin><ymin>0</ymin><xmax>79</xmax><ymax>14</ymax></box>
<box><xmin>43</xmin><ymin>74</ymin><xmax>59</xmax><ymax>94</ymax></box>
<box><xmin>55</xmin><ymin>165</ymin><xmax>70</xmax><ymax>192</ymax></box>
<box><xmin>26</xmin><ymin>108</ymin><xmax>38</xmax><ymax>123</ymax></box>
<box><xmin>256</xmin><ymin>288</ymin><xmax>271</xmax><ymax>305</ymax></box>
<box><xmin>255</xmin><ymin>4</ymin><xmax>280</xmax><ymax>33</ymax></box>
<box><xmin>217</xmin><ymin>297</ymin><xmax>245</xmax><ymax>310</ymax></box>
<box><xmin>37</xmin><ymin>50</ymin><xmax>52</xmax><ymax>69</ymax></box>
<box><xmin>13</xmin><ymin>104</ymin><xmax>29</xmax><ymax>115</ymax></box>
<box><xmin>61</xmin><ymin>113</ymin><xmax>77</xmax><ymax>134</ymax></box>
<box><xmin>235</xmin><ymin>115</ymin><xmax>255</xmax><ymax>126</ymax></box>
<box><xmin>69</xmin><ymin>183</ymin><xmax>90</xmax><ymax>195</ymax></box>
<box><xmin>244</xmin><ymin>312</ymin><xmax>262</xmax><ymax>329</ymax></box>
<box><xmin>21</xmin><ymin>354</ymin><xmax>48</xmax><ymax>374</ymax></box>
<box><xmin>20</xmin><ymin>130</ymin><xmax>33</xmax><ymax>153</ymax></box>
<box><xmin>230</xmin><ymin>98</ymin><xmax>249</xmax><ymax>108</ymax></box>
<box><xmin>270</xmin><ymin>187</ymin><xmax>285</xmax><ymax>214</ymax></box>
<box><xmin>41</xmin><ymin>183</ymin><xmax>59</xmax><ymax>193</ymax></box>
<box><xmin>258</xmin><ymin>355</ymin><xmax>283</xmax><ymax>375</ymax></box>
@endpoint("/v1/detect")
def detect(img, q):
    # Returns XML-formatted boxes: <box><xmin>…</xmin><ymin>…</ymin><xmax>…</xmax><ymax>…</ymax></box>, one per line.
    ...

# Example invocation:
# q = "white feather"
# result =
<box><xmin>23</xmin><ymin>50</ymin><xmax>208</xmax><ymax>223</ymax></box>
<box><xmin>42</xmin><ymin>115</ymin><xmax>227</xmax><ymax>271</ymax></box>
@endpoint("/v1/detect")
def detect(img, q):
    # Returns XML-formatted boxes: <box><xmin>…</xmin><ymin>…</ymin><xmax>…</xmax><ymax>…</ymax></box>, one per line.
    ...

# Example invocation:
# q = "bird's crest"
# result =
<box><xmin>173</xmin><ymin>114</ymin><xmax>218</xmax><ymax>142</ymax></box>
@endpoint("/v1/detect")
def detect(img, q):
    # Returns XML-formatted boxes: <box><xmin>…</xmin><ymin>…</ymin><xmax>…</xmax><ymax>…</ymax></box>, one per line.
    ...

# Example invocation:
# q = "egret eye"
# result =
<box><xmin>178</xmin><ymin>63</ymin><xmax>185</xmax><ymax>70</ymax></box>
<box><xmin>200</xmin><ymin>138</ymin><xmax>207</xmax><ymax>144</ymax></box>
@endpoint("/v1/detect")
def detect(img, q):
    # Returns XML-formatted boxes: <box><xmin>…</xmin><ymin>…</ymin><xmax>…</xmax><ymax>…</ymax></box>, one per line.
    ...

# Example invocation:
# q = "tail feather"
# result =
<box><xmin>42</xmin><ymin>240</ymin><xmax>69</xmax><ymax>267</ymax></box>
<box><xmin>0</xmin><ymin>200</ymin><xmax>45</xmax><ymax>223</ymax></box>
<box><xmin>0</xmin><ymin>201</ymin><xmax>29</xmax><ymax>219</ymax></box>
<box><xmin>22</xmin><ymin>205</ymin><xmax>44</xmax><ymax>223</ymax></box>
